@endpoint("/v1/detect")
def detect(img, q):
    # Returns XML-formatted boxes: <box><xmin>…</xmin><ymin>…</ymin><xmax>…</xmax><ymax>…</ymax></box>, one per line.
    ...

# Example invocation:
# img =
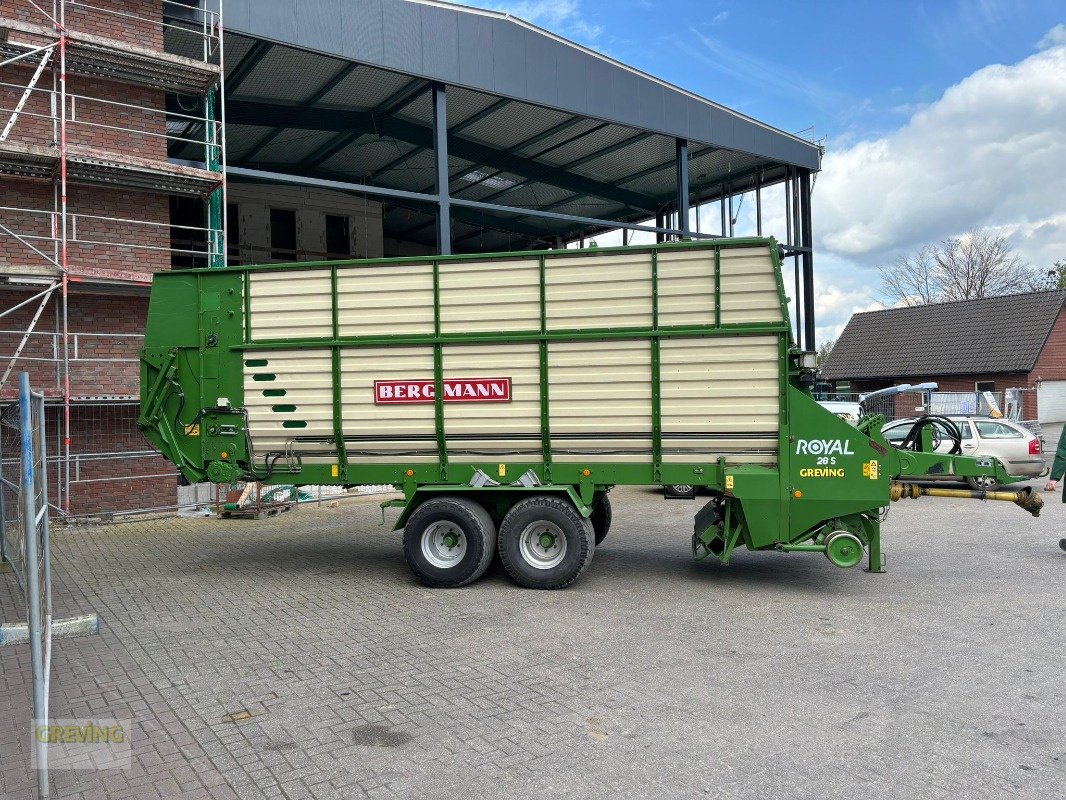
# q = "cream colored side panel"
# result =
<box><xmin>440</xmin><ymin>258</ymin><xmax>540</xmax><ymax>333</ymax></box>
<box><xmin>657</xmin><ymin>249</ymin><xmax>715</xmax><ymax>328</ymax></box>
<box><xmin>719</xmin><ymin>246</ymin><xmax>784</xmax><ymax>324</ymax></box>
<box><xmin>660</xmin><ymin>336</ymin><xmax>780</xmax><ymax>464</ymax></box>
<box><xmin>340</xmin><ymin>346</ymin><xmax>438</xmax><ymax>462</ymax></box>
<box><xmin>337</xmin><ymin>263</ymin><xmax>435</xmax><ymax>337</ymax></box>
<box><xmin>248</xmin><ymin>270</ymin><xmax>333</xmax><ymax>340</ymax></box>
<box><xmin>244</xmin><ymin>349</ymin><xmax>334</xmax><ymax>458</ymax></box>
<box><xmin>545</xmin><ymin>252</ymin><xmax>652</xmax><ymax>330</ymax></box>
<box><xmin>443</xmin><ymin>343</ymin><xmax>541</xmax><ymax>462</ymax></box>
<box><xmin>549</xmin><ymin>340</ymin><xmax>652</xmax><ymax>463</ymax></box>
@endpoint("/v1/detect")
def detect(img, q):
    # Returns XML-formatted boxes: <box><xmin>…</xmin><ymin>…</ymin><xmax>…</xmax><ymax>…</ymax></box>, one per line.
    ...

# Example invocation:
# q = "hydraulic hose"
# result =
<box><xmin>897</xmin><ymin>415</ymin><xmax>963</xmax><ymax>455</ymax></box>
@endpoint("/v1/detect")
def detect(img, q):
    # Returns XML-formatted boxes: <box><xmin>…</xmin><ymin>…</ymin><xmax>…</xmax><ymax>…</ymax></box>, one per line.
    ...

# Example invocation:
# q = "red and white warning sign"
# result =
<box><xmin>374</xmin><ymin>377</ymin><xmax>511</xmax><ymax>404</ymax></box>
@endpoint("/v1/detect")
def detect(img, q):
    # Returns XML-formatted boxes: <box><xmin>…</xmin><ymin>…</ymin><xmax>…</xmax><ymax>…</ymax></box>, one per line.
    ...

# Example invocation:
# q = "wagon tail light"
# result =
<box><xmin>1029</xmin><ymin>438</ymin><xmax>1041</xmax><ymax>455</ymax></box>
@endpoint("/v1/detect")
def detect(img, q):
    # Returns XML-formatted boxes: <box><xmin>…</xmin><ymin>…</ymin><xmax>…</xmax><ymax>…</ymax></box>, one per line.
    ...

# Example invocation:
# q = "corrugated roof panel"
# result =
<box><xmin>315</xmin><ymin>66</ymin><xmax>413</xmax><ymax>110</ymax></box>
<box><xmin>394</xmin><ymin>88</ymin><xmax>433</xmax><ymax>124</ymax></box>
<box><xmin>225</xmin><ymin>125</ymin><xmax>276</xmax><ymax>161</ymax></box>
<box><xmin>572</xmin><ymin>134</ymin><xmax>675</xmax><ymax>183</ymax></box>
<box><xmin>548</xmin><ymin>195</ymin><xmax>618</xmax><ymax>219</ymax></box>
<box><xmin>217</xmin><ymin>0</ymin><xmax>821</xmax><ymax>170</ymax></box>
<box><xmin>538</xmin><ymin>124</ymin><xmax>643</xmax><ymax>168</ymax></box>
<box><xmin>220</xmin><ymin>33</ymin><xmax>255</xmax><ymax>71</ymax></box>
<box><xmin>461</xmin><ymin>101</ymin><xmax>575</xmax><ymax>151</ymax></box>
<box><xmin>257</xmin><ymin>130</ymin><xmax>339</xmax><ymax>165</ymax></box>
<box><xmin>513</xmin><ymin>117</ymin><xmax>603</xmax><ymax>157</ymax></box>
<box><xmin>447</xmin><ymin>87</ymin><xmax>504</xmax><ymax>128</ymax></box>
<box><xmin>481</xmin><ymin>182</ymin><xmax>575</xmax><ymax>210</ymax></box>
<box><xmin>450</xmin><ymin>171</ymin><xmax>521</xmax><ymax>202</ymax></box>
<box><xmin>234</xmin><ymin>47</ymin><xmax>342</xmax><ymax>104</ymax></box>
<box><xmin>319</xmin><ymin>137</ymin><xmax>408</xmax><ymax>177</ymax></box>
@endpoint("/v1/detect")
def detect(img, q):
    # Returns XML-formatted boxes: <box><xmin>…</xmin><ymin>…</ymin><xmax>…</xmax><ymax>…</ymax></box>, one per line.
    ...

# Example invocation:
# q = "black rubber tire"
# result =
<box><xmin>591</xmin><ymin>494</ymin><xmax>612</xmax><ymax>546</ymax></box>
<box><xmin>402</xmin><ymin>496</ymin><xmax>496</xmax><ymax>588</ymax></box>
<box><xmin>498</xmin><ymin>495</ymin><xmax>595</xmax><ymax>590</ymax></box>
<box><xmin>664</xmin><ymin>484</ymin><xmax>696</xmax><ymax>499</ymax></box>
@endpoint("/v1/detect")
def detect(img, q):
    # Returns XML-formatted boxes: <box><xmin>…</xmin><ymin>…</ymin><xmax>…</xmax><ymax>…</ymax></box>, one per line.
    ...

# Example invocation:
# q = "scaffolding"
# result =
<box><xmin>0</xmin><ymin>0</ymin><xmax>226</xmax><ymax>515</ymax></box>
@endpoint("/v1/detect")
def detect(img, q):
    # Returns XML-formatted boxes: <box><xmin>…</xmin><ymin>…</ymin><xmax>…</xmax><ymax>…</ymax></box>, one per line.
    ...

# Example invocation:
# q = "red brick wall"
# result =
<box><xmin>0</xmin><ymin>71</ymin><xmax>168</xmax><ymax>159</ymax></box>
<box><xmin>0</xmin><ymin>179</ymin><xmax>170</xmax><ymax>274</ymax></box>
<box><xmin>0</xmin><ymin>0</ymin><xmax>189</xmax><ymax>515</ymax></box>
<box><xmin>1030</xmin><ymin>307</ymin><xmax>1066</xmax><ymax>383</ymax></box>
<box><xmin>44</xmin><ymin>405</ymin><xmax>176</xmax><ymax>515</ymax></box>
<box><xmin>0</xmin><ymin>1</ymin><xmax>165</xmax><ymax>51</ymax></box>
<box><xmin>0</xmin><ymin>290</ymin><xmax>147</xmax><ymax>400</ymax></box>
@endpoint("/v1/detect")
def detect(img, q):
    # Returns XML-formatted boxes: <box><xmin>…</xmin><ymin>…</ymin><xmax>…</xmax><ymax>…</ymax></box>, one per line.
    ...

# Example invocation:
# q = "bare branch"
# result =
<box><xmin>880</xmin><ymin>230</ymin><xmax>1037</xmax><ymax>305</ymax></box>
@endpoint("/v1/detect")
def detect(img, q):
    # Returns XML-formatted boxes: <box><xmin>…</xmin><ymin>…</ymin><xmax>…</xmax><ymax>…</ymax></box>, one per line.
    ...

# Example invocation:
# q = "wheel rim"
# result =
<box><xmin>824</xmin><ymin>531</ymin><xmax>863</xmax><ymax>568</ymax></box>
<box><xmin>517</xmin><ymin>520</ymin><xmax>567</xmax><ymax>570</ymax></box>
<box><xmin>671</xmin><ymin>485</ymin><xmax>694</xmax><ymax>494</ymax></box>
<box><xmin>421</xmin><ymin>521</ymin><xmax>467</xmax><ymax>568</ymax></box>
<box><xmin>971</xmin><ymin>475</ymin><xmax>997</xmax><ymax>489</ymax></box>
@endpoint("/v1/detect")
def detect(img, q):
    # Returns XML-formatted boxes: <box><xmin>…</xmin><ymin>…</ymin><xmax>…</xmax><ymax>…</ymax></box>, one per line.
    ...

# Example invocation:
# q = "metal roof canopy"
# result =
<box><xmin>185</xmin><ymin>0</ymin><xmax>820</xmax><ymax>346</ymax></box>
<box><xmin>188</xmin><ymin>1</ymin><xmax>819</xmax><ymax>240</ymax></box>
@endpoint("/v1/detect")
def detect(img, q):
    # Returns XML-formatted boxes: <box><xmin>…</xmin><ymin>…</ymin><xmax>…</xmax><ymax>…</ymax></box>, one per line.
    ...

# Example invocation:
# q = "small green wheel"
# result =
<box><xmin>824</xmin><ymin>531</ymin><xmax>864</xmax><ymax>569</ymax></box>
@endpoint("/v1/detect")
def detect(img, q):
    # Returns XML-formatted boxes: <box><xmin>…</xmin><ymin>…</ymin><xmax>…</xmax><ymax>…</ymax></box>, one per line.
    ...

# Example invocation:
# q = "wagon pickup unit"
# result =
<box><xmin>139</xmin><ymin>238</ymin><xmax>1041</xmax><ymax>589</ymax></box>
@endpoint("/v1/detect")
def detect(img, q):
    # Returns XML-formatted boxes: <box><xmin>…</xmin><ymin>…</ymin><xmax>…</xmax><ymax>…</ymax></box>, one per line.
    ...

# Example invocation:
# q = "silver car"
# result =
<box><xmin>880</xmin><ymin>415</ymin><xmax>1048</xmax><ymax>490</ymax></box>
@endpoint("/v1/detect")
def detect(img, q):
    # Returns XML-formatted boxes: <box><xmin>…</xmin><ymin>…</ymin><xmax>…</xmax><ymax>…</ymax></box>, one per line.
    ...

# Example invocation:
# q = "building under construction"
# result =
<box><xmin>0</xmin><ymin>0</ymin><xmax>822</xmax><ymax>516</ymax></box>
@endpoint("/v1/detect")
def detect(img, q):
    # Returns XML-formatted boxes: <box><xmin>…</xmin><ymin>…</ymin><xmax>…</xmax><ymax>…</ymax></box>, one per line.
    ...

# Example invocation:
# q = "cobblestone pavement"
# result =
<box><xmin>2</xmin><ymin>484</ymin><xmax>1064</xmax><ymax>800</ymax></box>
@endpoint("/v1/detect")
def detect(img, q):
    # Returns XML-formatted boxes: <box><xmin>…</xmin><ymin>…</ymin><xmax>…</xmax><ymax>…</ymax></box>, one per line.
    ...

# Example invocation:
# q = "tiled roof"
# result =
<box><xmin>821</xmin><ymin>290</ymin><xmax>1066</xmax><ymax>380</ymax></box>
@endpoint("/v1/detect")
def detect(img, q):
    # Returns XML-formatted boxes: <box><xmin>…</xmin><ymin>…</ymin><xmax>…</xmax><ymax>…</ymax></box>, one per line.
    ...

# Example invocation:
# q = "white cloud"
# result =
<box><xmin>809</xmin><ymin>31</ymin><xmax>1066</xmax><ymax>347</ymax></box>
<box><xmin>1038</xmin><ymin>23</ymin><xmax>1066</xmax><ymax>49</ymax></box>
<box><xmin>815</xmin><ymin>37</ymin><xmax>1066</xmax><ymax>267</ymax></box>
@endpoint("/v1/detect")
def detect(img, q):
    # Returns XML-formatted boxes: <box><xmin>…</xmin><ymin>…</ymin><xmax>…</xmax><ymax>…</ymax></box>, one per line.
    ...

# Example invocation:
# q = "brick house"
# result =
<box><xmin>822</xmin><ymin>290</ymin><xmax>1066</xmax><ymax>442</ymax></box>
<box><xmin>0</xmin><ymin>0</ymin><xmax>221</xmax><ymax>514</ymax></box>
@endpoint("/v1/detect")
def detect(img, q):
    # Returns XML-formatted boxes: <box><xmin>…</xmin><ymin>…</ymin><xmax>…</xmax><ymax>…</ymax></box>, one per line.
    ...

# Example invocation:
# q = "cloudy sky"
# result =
<box><xmin>450</xmin><ymin>0</ymin><xmax>1066</xmax><ymax>344</ymax></box>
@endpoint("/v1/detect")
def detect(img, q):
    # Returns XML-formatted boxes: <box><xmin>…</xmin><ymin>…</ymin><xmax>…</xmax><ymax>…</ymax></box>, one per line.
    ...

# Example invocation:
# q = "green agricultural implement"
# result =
<box><xmin>139</xmin><ymin>238</ymin><xmax>1041</xmax><ymax>589</ymax></box>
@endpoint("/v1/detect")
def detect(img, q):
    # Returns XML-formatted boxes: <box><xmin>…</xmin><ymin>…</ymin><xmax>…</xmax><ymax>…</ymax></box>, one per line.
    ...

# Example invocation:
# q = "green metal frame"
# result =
<box><xmin>139</xmin><ymin>237</ymin><xmax>1027</xmax><ymax>572</ymax></box>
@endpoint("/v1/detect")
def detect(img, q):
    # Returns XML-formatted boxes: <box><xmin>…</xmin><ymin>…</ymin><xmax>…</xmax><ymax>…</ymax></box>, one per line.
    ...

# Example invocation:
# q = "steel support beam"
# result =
<box><xmin>433</xmin><ymin>84</ymin><xmax>451</xmax><ymax>255</ymax></box>
<box><xmin>226</xmin><ymin>101</ymin><xmax>657</xmax><ymax>212</ymax></box>
<box><xmin>242</xmin><ymin>62</ymin><xmax>360</xmax><ymax>163</ymax></box>
<box><xmin>299</xmin><ymin>79</ymin><xmax>429</xmax><ymax>170</ymax></box>
<box><xmin>226</xmin><ymin>166</ymin><xmax>710</xmax><ymax>243</ymax></box>
<box><xmin>676</xmin><ymin>139</ymin><xmax>690</xmax><ymax>239</ymax></box>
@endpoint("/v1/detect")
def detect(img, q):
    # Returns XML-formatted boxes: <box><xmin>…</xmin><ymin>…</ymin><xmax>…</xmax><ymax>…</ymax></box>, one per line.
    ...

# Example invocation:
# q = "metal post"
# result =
<box><xmin>675</xmin><ymin>139</ymin><xmax>690</xmax><ymax>239</ymax></box>
<box><xmin>432</xmin><ymin>83</ymin><xmax>451</xmax><ymax>255</ymax></box>
<box><xmin>755</xmin><ymin>171</ymin><xmax>762</xmax><ymax>236</ymax></box>
<box><xmin>20</xmin><ymin>374</ymin><xmax>48</xmax><ymax>799</ymax></box>
<box><xmin>800</xmin><ymin>169</ymin><xmax>816</xmax><ymax>351</ymax></box>
<box><xmin>58</xmin><ymin>5</ymin><xmax>70</xmax><ymax>516</ymax></box>
<box><xmin>727</xmin><ymin>184</ymin><xmax>734</xmax><ymax>237</ymax></box>
<box><xmin>206</xmin><ymin>88</ymin><xmax>224</xmax><ymax>268</ymax></box>
<box><xmin>720</xmin><ymin>186</ymin><xmax>727</xmax><ymax>237</ymax></box>
<box><xmin>0</xmin><ymin>426</ymin><xmax>5</xmax><ymax>566</ymax></box>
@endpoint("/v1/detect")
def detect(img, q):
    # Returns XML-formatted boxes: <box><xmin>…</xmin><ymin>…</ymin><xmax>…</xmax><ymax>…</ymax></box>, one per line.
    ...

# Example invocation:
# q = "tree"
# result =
<box><xmin>1027</xmin><ymin>257</ymin><xmax>1066</xmax><ymax>291</ymax></box>
<box><xmin>816</xmin><ymin>338</ymin><xmax>836</xmax><ymax>367</ymax></box>
<box><xmin>881</xmin><ymin>245</ymin><xmax>939</xmax><ymax>306</ymax></box>
<box><xmin>880</xmin><ymin>230</ymin><xmax>1032</xmax><ymax>306</ymax></box>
